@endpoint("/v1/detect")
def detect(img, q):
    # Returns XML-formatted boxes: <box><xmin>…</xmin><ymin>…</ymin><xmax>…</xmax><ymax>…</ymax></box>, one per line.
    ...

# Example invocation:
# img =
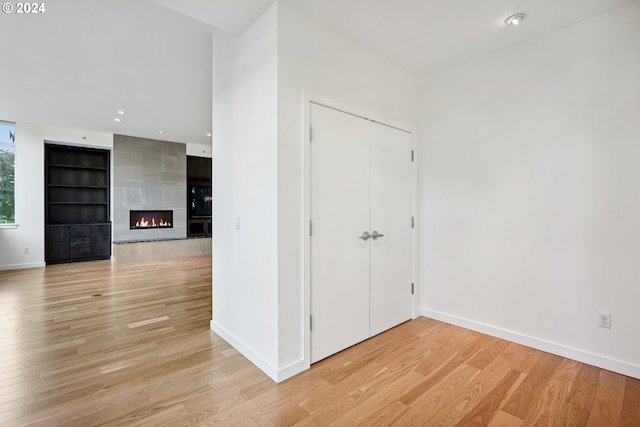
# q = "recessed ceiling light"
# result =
<box><xmin>206</xmin><ymin>133</ymin><xmax>212</xmax><ymax>137</ymax></box>
<box><xmin>114</xmin><ymin>117</ymin><xmax>121</xmax><ymax>122</ymax></box>
<box><xmin>505</xmin><ymin>13</ymin><xmax>527</xmax><ymax>26</ymax></box>
<box><xmin>117</xmin><ymin>110</ymin><xmax>125</xmax><ymax>115</ymax></box>
<box><xmin>158</xmin><ymin>131</ymin><xmax>164</xmax><ymax>135</ymax></box>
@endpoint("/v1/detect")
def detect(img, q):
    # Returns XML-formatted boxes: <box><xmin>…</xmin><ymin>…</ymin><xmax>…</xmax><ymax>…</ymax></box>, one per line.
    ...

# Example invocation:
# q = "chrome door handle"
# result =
<box><xmin>371</xmin><ymin>230</ymin><xmax>384</xmax><ymax>239</ymax></box>
<box><xmin>359</xmin><ymin>231</ymin><xmax>371</xmax><ymax>240</ymax></box>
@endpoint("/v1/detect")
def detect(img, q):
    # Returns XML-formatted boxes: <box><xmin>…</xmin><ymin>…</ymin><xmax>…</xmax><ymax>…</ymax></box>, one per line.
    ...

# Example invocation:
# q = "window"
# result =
<box><xmin>0</xmin><ymin>121</ymin><xmax>16</xmax><ymax>224</ymax></box>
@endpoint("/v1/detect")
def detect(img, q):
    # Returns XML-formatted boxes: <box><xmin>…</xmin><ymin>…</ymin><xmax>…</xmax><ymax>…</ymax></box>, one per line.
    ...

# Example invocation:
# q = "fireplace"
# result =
<box><xmin>130</xmin><ymin>210</ymin><xmax>173</xmax><ymax>229</ymax></box>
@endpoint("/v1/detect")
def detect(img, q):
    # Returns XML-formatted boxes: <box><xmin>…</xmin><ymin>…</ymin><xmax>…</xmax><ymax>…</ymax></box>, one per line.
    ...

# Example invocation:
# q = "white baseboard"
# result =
<box><xmin>0</xmin><ymin>262</ymin><xmax>46</xmax><ymax>271</ymax></box>
<box><xmin>420</xmin><ymin>308</ymin><xmax>640</xmax><ymax>380</ymax></box>
<box><xmin>209</xmin><ymin>320</ymin><xmax>307</xmax><ymax>383</ymax></box>
<box><xmin>277</xmin><ymin>358</ymin><xmax>309</xmax><ymax>383</ymax></box>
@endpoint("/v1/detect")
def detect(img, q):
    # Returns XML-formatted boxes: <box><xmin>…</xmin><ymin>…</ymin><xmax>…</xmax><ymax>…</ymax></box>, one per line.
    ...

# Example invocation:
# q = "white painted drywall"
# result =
<box><xmin>0</xmin><ymin>123</ymin><xmax>112</xmax><ymax>270</ymax></box>
<box><xmin>211</xmin><ymin>4</ymin><xmax>280</xmax><ymax>378</ymax></box>
<box><xmin>211</xmin><ymin>1</ymin><xmax>419</xmax><ymax>381</ymax></box>
<box><xmin>186</xmin><ymin>143</ymin><xmax>212</xmax><ymax>158</ymax></box>
<box><xmin>277</xmin><ymin>2</ymin><xmax>419</xmax><ymax>376</ymax></box>
<box><xmin>419</xmin><ymin>2</ymin><xmax>640</xmax><ymax>378</ymax></box>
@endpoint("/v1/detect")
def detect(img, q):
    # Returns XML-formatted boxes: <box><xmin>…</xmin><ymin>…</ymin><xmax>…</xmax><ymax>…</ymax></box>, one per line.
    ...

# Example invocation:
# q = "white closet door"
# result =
<box><xmin>310</xmin><ymin>103</ymin><xmax>371</xmax><ymax>363</ymax></box>
<box><xmin>369</xmin><ymin>122</ymin><xmax>413</xmax><ymax>336</ymax></box>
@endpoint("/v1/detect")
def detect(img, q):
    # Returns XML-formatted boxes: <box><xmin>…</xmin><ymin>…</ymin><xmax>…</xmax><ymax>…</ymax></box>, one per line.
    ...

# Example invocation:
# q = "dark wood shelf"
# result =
<box><xmin>49</xmin><ymin>202</ymin><xmax>108</xmax><ymax>205</ymax></box>
<box><xmin>48</xmin><ymin>184</ymin><xmax>108</xmax><ymax>189</ymax></box>
<box><xmin>45</xmin><ymin>144</ymin><xmax>111</xmax><ymax>265</ymax></box>
<box><xmin>48</xmin><ymin>164</ymin><xmax>108</xmax><ymax>171</ymax></box>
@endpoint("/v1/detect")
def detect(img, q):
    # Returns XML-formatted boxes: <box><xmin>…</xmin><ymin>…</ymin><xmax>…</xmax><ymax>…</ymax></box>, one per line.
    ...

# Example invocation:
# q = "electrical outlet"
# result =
<box><xmin>24</xmin><ymin>247</ymin><xmax>29</xmax><ymax>254</ymax></box>
<box><xmin>598</xmin><ymin>312</ymin><xmax>611</xmax><ymax>329</ymax></box>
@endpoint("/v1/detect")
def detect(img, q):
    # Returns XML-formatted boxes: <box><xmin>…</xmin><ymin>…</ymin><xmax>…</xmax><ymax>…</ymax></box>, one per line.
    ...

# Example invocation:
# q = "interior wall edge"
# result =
<box><xmin>419</xmin><ymin>308</ymin><xmax>640</xmax><ymax>380</ymax></box>
<box><xmin>210</xmin><ymin>320</ymin><xmax>280</xmax><ymax>383</ymax></box>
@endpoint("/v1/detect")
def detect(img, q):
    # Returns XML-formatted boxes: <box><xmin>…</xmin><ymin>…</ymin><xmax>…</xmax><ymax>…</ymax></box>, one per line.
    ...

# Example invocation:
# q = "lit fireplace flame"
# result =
<box><xmin>135</xmin><ymin>217</ymin><xmax>171</xmax><ymax>228</ymax></box>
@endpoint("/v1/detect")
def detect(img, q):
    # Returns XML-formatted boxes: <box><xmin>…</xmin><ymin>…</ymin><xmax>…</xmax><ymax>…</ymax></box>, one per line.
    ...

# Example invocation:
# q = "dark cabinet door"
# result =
<box><xmin>91</xmin><ymin>224</ymin><xmax>111</xmax><ymax>258</ymax></box>
<box><xmin>46</xmin><ymin>226</ymin><xmax>70</xmax><ymax>262</ymax></box>
<box><xmin>46</xmin><ymin>224</ymin><xmax>111</xmax><ymax>264</ymax></box>
<box><xmin>70</xmin><ymin>225</ymin><xmax>91</xmax><ymax>259</ymax></box>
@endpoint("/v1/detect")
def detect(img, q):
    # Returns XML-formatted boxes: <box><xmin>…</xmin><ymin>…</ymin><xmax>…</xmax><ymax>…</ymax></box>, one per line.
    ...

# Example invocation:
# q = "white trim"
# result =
<box><xmin>420</xmin><ymin>308</ymin><xmax>640</xmax><ymax>380</ymax></box>
<box><xmin>303</xmin><ymin>91</ymin><xmax>419</xmax><ymax>369</ymax></box>
<box><xmin>0</xmin><ymin>224</ymin><xmax>19</xmax><ymax>229</ymax></box>
<box><xmin>0</xmin><ymin>262</ymin><xmax>45</xmax><ymax>271</ymax></box>
<box><xmin>277</xmin><ymin>359</ymin><xmax>309</xmax><ymax>383</ymax></box>
<box><xmin>209</xmin><ymin>321</ymin><xmax>306</xmax><ymax>383</ymax></box>
<box><xmin>302</xmin><ymin>92</ymin><xmax>312</xmax><ymax>370</ymax></box>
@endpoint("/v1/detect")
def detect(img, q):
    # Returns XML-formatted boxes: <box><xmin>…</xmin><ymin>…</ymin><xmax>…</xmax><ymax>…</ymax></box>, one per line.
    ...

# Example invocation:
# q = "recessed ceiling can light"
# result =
<box><xmin>206</xmin><ymin>133</ymin><xmax>212</xmax><ymax>137</ymax></box>
<box><xmin>117</xmin><ymin>110</ymin><xmax>125</xmax><ymax>115</ymax></box>
<box><xmin>114</xmin><ymin>117</ymin><xmax>121</xmax><ymax>122</ymax></box>
<box><xmin>158</xmin><ymin>131</ymin><xmax>164</xmax><ymax>135</ymax></box>
<box><xmin>505</xmin><ymin>13</ymin><xmax>527</xmax><ymax>26</ymax></box>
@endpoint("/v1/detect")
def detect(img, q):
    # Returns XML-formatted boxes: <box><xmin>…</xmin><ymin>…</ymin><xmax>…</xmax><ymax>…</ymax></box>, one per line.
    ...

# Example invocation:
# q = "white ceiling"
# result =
<box><xmin>0</xmin><ymin>0</ymin><xmax>214</xmax><ymax>146</ymax></box>
<box><xmin>279</xmin><ymin>0</ymin><xmax>638</xmax><ymax>76</ymax></box>
<box><xmin>1</xmin><ymin>0</ymin><xmax>637</xmax><ymax>147</ymax></box>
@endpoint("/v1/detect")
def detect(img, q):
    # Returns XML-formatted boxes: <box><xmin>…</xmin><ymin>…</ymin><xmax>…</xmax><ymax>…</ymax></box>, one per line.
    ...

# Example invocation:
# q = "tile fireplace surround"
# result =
<box><xmin>113</xmin><ymin>135</ymin><xmax>186</xmax><ymax>242</ymax></box>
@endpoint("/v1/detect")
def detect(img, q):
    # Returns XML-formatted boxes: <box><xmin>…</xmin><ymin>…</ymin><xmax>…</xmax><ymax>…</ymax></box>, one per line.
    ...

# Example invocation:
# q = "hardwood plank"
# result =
<box><xmin>556</xmin><ymin>363</ymin><xmax>601</xmax><ymax>426</ymax></box>
<box><xmin>395</xmin><ymin>364</ymin><xmax>481</xmax><ymax>425</ymax></box>
<box><xmin>401</xmin><ymin>343</ymin><xmax>480</xmax><ymax>405</ymax></box>
<box><xmin>467</xmin><ymin>340</ymin><xmax>510</xmax><ymax>370</ymax></box>
<box><xmin>456</xmin><ymin>369</ymin><xmax>521</xmax><ymax>427</ymax></box>
<box><xmin>488</xmin><ymin>410</ymin><xmax>524</xmax><ymax>427</ymax></box>
<box><xmin>474</xmin><ymin>354</ymin><xmax>515</xmax><ymax>389</ymax></box>
<box><xmin>2</xmin><ymin>256</ymin><xmax>640</xmax><ymax>427</ymax></box>
<box><xmin>502</xmin><ymin>352</ymin><xmax>565</xmax><ymax>419</ymax></box>
<box><xmin>587</xmin><ymin>369</ymin><xmax>626</xmax><ymax>427</ymax></box>
<box><xmin>619</xmin><ymin>375</ymin><xmax>640</xmax><ymax>427</ymax></box>
<box><xmin>351</xmin><ymin>400</ymin><xmax>409</xmax><ymax>427</ymax></box>
<box><xmin>522</xmin><ymin>358</ymin><xmax>580</xmax><ymax>426</ymax></box>
<box><xmin>502</xmin><ymin>342</ymin><xmax>543</xmax><ymax>373</ymax></box>
<box><xmin>427</xmin><ymin>380</ymin><xmax>486</xmax><ymax>426</ymax></box>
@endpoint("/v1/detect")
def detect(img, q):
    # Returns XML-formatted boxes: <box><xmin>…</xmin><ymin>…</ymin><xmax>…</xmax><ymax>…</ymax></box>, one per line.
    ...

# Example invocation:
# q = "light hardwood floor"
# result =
<box><xmin>1</xmin><ymin>256</ymin><xmax>639</xmax><ymax>426</ymax></box>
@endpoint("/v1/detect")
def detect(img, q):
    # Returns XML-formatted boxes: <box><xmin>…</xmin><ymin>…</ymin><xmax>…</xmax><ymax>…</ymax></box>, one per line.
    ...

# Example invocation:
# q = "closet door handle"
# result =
<box><xmin>359</xmin><ymin>231</ymin><xmax>371</xmax><ymax>240</ymax></box>
<box><xmin>371</xmin><ymin>230</ymin><xmax>384</xmax><ymax>239</ymax></box>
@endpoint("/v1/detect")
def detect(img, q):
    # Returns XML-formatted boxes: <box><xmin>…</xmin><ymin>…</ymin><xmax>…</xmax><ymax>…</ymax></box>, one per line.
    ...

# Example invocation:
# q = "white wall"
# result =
<box><xmin>277</xmin><ymin>2</ymin><xmax>418</xmax><ymax>378</ymax></box>
<box><xmin>211</xmin><ymin>5</ymin><xmax>280</xmax><ymax>378</ymax></box>
<box><xmin>186</xmin><ymin>143</ymin><xmax>212</xmax><ymax>158</ymax></box>
<box><xmin>211</xmin><ymin>1</ymin><xmax>419</xmax><ymax>381</ymax></box>
<box><xmin>419</xmin><ymin>3</ymin><xmax>640</xmax><ymax>378</ymax></box>
<box><xmin>276</xmin><ymin>1</ymin><xmax>419</xmax><ymax>376</ymax></box>
<box><xmin>0</xmin><ymin>123</ymin><xmax>112</xmax><ymax>270</ymax></box>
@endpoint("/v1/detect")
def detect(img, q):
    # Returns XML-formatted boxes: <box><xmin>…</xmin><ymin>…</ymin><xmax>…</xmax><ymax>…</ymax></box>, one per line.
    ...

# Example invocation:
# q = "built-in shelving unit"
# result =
<box><xmin>45</xmin><ymin>144</ymin><xmax>111</xmax><ymax>264</ymax></box>
<box><xmin>187</xmin><ymin>156</ymin><xmax>212</xmax><ymax>237</ymax></box>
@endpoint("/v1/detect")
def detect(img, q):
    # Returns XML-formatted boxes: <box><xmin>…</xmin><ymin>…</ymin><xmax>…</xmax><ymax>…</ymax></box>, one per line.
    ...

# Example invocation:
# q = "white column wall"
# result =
<box><xmin>211</xmin><ymin>5</ymin><xmax>280</xmax><ymax>379</ymax></box>
<box><xmin>210</xmin><ymin>1</ymin><xmax>419</xmax><ymax>381</ymax></box>
<box><xmin>419</xmin><ymin>3</ymin><xmax>640</xmax><ymax>378</ymax></box>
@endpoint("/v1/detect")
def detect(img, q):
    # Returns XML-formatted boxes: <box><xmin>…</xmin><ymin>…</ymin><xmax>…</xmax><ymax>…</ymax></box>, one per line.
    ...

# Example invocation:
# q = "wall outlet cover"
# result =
<box><xmin>598</xmin><ymin>312</ymin><xmax>611</xmax><ymax>329</ymax></box>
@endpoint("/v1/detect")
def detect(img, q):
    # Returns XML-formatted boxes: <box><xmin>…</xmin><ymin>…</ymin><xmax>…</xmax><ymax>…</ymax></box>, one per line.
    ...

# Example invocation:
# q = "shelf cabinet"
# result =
<box><xmin>45</xmin><ymin>144</ymin><xmax>111</xmax><ymax>264</ymax></box>
<box><xmin>46</xmin><ymin>224</ymin><xmax>111</xmax><ymax>263</ymax></box>
<box><xmin>187</xmin><ymin>156</ymin><xmax>212</xmax><ymax>237</ymax></box>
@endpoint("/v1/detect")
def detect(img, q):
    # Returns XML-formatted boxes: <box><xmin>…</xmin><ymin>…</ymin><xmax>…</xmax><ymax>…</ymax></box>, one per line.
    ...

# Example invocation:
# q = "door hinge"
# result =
<box><xmin>309</xmin><ymin>124</ymin><xmax>313</xmax><ymax>142</ymax></box>
<box><xmin>310</xmin><ymin>315</ymin><xmax>313</xmax><ymax>331</ymax></box>
<box><xmin>309</xmin><ymin>220</ymin><xmax>313</xmax><ymax>236</ymax></box>
<box><xmin>411</xmin><ymin>283</ymin><xmax>415</xmax><ymax>295</ymax></box>
<box><xmin>411</xmin><ymin>216</ymin><xmax>415</xmax><ymax>228</ymax></box>
<box><xmin>411</xmin><ymin>149</ymin><xmax>414</xmax><ymax>162</ymax></box>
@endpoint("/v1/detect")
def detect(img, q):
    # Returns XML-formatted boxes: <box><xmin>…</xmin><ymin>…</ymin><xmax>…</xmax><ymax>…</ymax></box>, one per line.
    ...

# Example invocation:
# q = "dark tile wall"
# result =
<box><xmin>113</xmin><ymin>135</ymin><xmax>186</xmax><ymax>242</ymax></box>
